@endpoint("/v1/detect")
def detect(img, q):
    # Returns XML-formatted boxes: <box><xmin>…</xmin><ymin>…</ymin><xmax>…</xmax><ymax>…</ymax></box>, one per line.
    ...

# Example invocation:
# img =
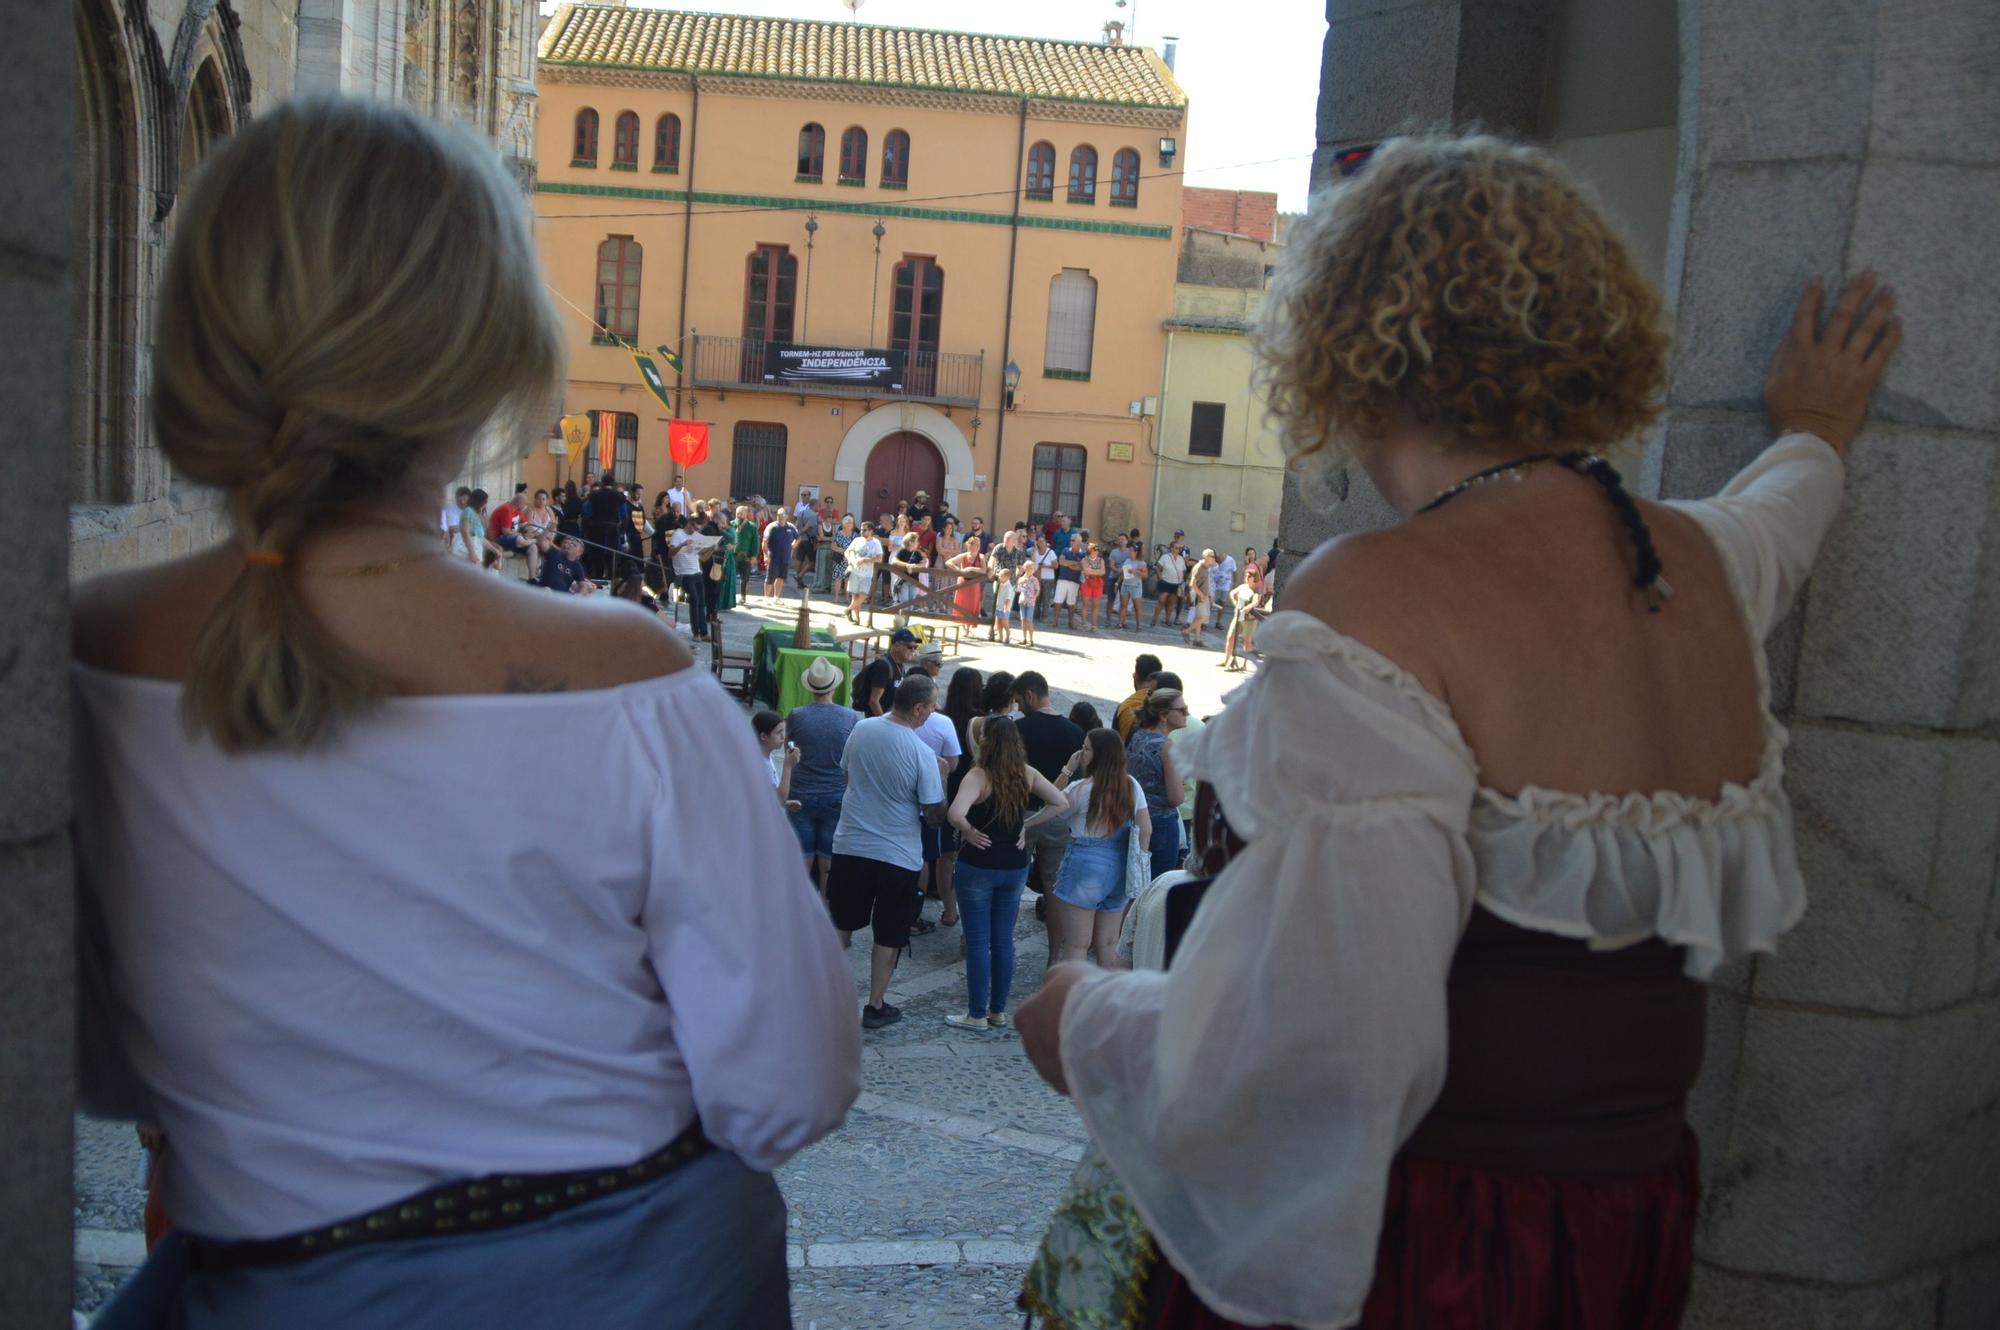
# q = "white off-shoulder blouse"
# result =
<box><xmin>1058</xmin><ymin>433</ymin><xmax>1845</xmax><ymax>1329</ymax></box>
<box><xmin>73</xmin><ymin>664</ymin><xmax>861</xmax><ymax>1241</ymax></box>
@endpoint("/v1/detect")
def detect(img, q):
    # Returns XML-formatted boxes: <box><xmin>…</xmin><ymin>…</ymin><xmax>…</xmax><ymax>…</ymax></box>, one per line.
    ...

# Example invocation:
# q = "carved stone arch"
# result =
<box><xmin>166</xmin><ymin>2</ymin><xmax>251</xmax><ymax>207</ymax></box>
<box><xmin>73</xmin><ymin>0</ymin><xmax>168</xmax><ymax>502</ymax></box>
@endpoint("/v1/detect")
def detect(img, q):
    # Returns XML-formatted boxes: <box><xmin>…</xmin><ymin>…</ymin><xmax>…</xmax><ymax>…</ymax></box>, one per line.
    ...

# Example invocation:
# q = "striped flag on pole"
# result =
<box><xmin>597</xmin><ymin>410</ymin><xmax>618</xmax><ymax>475</ymax></box>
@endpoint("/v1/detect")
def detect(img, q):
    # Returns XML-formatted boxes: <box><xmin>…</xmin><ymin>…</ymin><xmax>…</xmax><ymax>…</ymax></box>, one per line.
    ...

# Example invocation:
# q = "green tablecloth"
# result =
<box><xmin>774</xmin><ymin>648</ymin><xmax>852</xmax><ymax>715</ymax></box>
<box><xmin>752</xmin><ymin>624</ymin><xmax>839</xmax><ymax>707</ymax></box>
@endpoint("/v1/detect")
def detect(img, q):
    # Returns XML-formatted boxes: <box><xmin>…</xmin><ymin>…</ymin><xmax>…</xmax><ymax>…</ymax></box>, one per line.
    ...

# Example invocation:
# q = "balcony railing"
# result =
<box><xmin>689</xmin><ymin>336</ymin><xmax>983</xmax><ymax>408</ymax></box>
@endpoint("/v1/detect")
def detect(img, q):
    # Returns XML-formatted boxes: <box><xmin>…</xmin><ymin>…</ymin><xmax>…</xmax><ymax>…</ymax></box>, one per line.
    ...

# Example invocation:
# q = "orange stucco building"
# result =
<box><xmin>528</xmin><ymin>4</ymin><xmax>1186</xmax><ymax>538</ymax></box>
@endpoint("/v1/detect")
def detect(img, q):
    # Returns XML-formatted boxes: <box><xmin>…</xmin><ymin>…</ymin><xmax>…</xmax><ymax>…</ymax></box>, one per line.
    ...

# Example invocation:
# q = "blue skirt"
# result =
<box><xmin>95</xmin><ymin>1147</ymin><xmax>790</xmax><ymax>1329</ymax></box>
<box><xmin>1052</xmin><ymin>828</ymin><xmax>1132</xmax><ymax>913</ymax></box>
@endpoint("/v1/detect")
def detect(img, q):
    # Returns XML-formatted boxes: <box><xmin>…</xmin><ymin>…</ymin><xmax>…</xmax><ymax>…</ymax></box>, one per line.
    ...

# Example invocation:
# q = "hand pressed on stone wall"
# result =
<box><xmin>1763</xmin><ymin>272</ymin><xmax>1903</xmax><ymax>457</ymax></box>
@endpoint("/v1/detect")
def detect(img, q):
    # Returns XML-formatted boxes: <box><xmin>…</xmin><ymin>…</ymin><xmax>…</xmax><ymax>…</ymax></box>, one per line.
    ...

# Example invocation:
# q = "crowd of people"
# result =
<box><xmin>72</xmin><ymin>96</ymin><xmax>1901</xmax><ymax>1330</ymax></box>
<box><xmin>454</xmin><ymin>472</ymin><xmax>1281</xmax><ymax>664</ymax></box>
<box><xmin>773</xmin><ymin>648</ymin><xmax>1204</xmax><ymax>1033</ymax></box>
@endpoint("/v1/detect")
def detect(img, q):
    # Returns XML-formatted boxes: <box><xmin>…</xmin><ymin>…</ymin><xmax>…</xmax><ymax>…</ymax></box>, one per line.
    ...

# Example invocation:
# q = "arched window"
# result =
<box><xmin>180</xmin><ymin>59</ymin><xmax>233</xmax><ymax>184</ymax></box>
<box><xmin>573</xmin><ymin>108</ymin><xmax>599</xmax><ymax>165</ymax></box>
<box><xmin>653</xmin><ymin>113</ymin><xmax>681</xmax><ymax>171</ymax></box>
<box><xmin>797</xmin><ymin>122</ymin><xmax>825</xmax><ymax>179</ymax></box>
<box><xmin>595</xmin><ymin>236</ymin><xmax>642</xmax><ymax>342</ymax></box>
<box><xmin>839</xmin><ymin>127</ymin><xmax>868</xmax><ymax>185</ymax></box>
<box><xmin>881</xmin><ymin>129</ymin><xmax>910</xmax><ymax>187</ymax></box>
<box><xmin>1110</xmin><ymin>148</ymin><xmax>1141</xmax><ymax>206</ymax></box>
<box><xmin>1045</xmin><ymin>268</ymin><xmax>1097</xmax><ymax>378</ymax></box>
<box><xmin>1025</xmin><ymin>142</ymin><xmax>1055</xmax><ymax>200</ymax></box>
<box><xmin>612</xmin><ymin>111</ymin><xmax>640</xmax><ymax>168</ymax></box>
<box><xmin>891</xmin><ymin>255</ymin><xmax>944</xmax><ymax>395</ymax></box>
<box><xmin>1067</xmin><ymin>146</ymin><xmax>1098</xmax><ymax>203</ymax></box>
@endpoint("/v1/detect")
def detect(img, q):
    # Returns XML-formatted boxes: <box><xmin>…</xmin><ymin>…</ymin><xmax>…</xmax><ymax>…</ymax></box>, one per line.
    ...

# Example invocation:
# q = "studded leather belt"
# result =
<box><xmin>187</xmin><ymin>1122</ymin><xmax>712</xmax><ymax>1272</ymax></box>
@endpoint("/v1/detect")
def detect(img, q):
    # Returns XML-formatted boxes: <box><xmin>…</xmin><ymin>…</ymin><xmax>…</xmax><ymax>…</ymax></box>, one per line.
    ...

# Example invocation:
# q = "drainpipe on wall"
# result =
<box><xmin>673</xmin><ymin>76</ymin><xmax>700</xmax><ymax>422</ymax></box>
<box><xmin>989</xmin><ymin>96</ymin><xmax>1028</xmax><ymax>531</ymax></box>
<box><xmin>1149</xmin><ymin>326</ymin><xmax>1175</xmax><ymax>552</ymax></box>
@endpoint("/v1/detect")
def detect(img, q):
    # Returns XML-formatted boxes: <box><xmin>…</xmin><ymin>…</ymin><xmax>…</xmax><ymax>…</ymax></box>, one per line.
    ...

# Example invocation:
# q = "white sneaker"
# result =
<box><xmin>944</xmin><ymin>1012</ymin><xmax>992</xmax><ymax>1031</ymax></box>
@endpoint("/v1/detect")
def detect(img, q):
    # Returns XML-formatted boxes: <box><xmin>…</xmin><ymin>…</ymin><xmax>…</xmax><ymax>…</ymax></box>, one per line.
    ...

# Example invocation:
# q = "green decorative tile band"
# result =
<box><xmin>610</xmin><ymin>162</ymin><xmax>638</xmax><ymax>172</ymax></box>
<box><xmin>651</xmin><ymin>165</ymin><xmax>679</xmax><ymax>174</ymax></box>
<box><xmin>1042</xmin><ymin>367</ymin><xmax>1091</xmax><ymax>381</ymax></box>
<box><xmin>1110</xmin><ymin>198</ymin><xmax>1137</xmax><ymax>208</ymax></box>
<box><xmin>543</xmin><ymin>181</ymin><xmax>690</xmax><ymax>203</ymax></box>
<box><xmin>536</xmin><ymin>181</ymin><xmax>1171</xmax><ymax>240</ymax></box>
<box><xmin>837</xmin><ymin>177</ymin><xmax>866</xmax><ymax>187</ymax></box>
<box><xmin>1067</xmin><ymin>195</ymin><xmax>1095</xmax><ymax>205</ymax></box>
<box><xmin>570</xmin><ymin>159</ymin><xmax>597</xmax><ymax>168</ymax></box>
<box><xmin>880</xmin><ymin>181</ymin><xmax>908</xmax><ymax>191</ymax></box>
<box><xmin>795</xmin><ymin>174</ymin><xmax>823</xmax><ymax>185</ymax></box>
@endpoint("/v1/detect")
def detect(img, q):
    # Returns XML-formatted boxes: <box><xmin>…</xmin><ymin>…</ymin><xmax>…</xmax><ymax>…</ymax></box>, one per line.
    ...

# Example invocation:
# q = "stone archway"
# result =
<box><xmin>833</xmin><ymin>402</ymin><xmax>975</xmax><ymax>518</ymax></box>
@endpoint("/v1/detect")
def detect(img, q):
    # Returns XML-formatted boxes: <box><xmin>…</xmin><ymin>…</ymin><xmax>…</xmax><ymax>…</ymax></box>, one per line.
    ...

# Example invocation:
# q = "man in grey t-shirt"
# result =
<box><xmin>829</xmin><ymin>675</ymin><xmax>946</xmax><ymax>1028</ymax></box>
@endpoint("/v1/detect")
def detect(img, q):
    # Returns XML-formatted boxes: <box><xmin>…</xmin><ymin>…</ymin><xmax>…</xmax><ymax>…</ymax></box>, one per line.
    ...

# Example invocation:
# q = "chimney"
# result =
<box><xmin>1103</xmin><ymin>19</ymin><xmax>1125</xmax><ymax>46</ymax></box>
<box><xmin>1162</xmin><ymin>35</ymin><xmax>1178</xmax><ymax>72</ymax></box>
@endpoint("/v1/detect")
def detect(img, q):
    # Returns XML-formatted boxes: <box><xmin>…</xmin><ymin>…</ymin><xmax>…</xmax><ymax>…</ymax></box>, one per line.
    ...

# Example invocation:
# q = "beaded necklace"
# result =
<box><xmin>1418</xmin><ymin>452</ymin><xmax>1676</xmax><ymax>613</ymax></box>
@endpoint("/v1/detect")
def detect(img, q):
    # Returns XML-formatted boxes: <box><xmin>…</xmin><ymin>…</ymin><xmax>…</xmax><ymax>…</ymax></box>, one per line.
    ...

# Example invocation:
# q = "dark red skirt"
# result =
<box><xmin>1142</xmin><ymin>1131</ymin><xmax>1699</xmax><ymax>1330</ymax></box>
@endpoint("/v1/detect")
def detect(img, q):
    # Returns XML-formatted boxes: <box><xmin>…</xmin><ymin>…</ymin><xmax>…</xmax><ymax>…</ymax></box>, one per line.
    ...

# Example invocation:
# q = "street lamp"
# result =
<box><xmin>801</xmin><ymin>214</ymin><xmax>818</xmax><ymax>341</ymax></box>
<box><xmin>1003</xmin><ymin>360</ymin><xmax>1022</xmax><ymax>411</ymax></box>
<box><xmin>869</xmin><ymin>219</ymin><xmax>887</xmax><ymax>345</ymax></box>
<box><xmin>1158</xmin><ymin>135</ymin><xmax>1177</xmax><ymax>168</ymax></box>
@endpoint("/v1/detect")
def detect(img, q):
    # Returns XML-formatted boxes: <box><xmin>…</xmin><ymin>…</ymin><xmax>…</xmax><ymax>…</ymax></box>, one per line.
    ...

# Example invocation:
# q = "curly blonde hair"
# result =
<box><xmin>1256</xmin><ymin>135</ymin><xmax>1666</xmax><ymax>478</ymax></box>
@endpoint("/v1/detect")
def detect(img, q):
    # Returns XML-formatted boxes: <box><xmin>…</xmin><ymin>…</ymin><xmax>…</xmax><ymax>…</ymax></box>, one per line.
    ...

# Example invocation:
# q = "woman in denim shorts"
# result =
<box><xmin>1046</xmin><ymin>729</ymin><xmax>1152</xmax><ymax>967</ymax></box>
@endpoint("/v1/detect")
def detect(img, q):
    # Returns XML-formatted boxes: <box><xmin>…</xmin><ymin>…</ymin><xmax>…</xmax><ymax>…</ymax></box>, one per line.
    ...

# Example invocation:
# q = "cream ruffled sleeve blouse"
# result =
<box><xmin>1056</xmin><ymin>433</ymin><xmax>1845</xmax><ymax>1330</ymax></box>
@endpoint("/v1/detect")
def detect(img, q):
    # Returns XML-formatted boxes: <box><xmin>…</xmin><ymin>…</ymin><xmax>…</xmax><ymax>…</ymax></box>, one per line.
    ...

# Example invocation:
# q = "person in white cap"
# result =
<box><xmin>785</xmin><ymin>655</ymin><xmax>859</xmax><ymax>900</ymax></box>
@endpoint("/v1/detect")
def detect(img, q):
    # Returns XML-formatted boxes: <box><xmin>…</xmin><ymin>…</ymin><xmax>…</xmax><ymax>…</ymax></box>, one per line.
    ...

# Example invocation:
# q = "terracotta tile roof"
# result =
<box><xmin>539</xmin><ymin>4</ymin><xmax>1186</xmax><ymax>110</ymax></box>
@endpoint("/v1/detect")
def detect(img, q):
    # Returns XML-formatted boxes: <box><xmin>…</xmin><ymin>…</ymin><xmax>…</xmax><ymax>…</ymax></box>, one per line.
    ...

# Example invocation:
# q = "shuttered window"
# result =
<box><xmin>1044</xmin><ymin>269</ymin><xmax>1098</xmax><ymax>377</ymax></box>
<box><xmin>595</xmin><ymin>237</ymin><xmax>641</xmax><ymax>342</ymax></box>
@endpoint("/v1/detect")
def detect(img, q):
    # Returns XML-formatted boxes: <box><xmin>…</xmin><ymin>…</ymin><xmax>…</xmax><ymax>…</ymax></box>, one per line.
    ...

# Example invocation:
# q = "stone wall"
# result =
<box><xmin>1656</xmin><ymin>1</ymin><xmax>2000</xmax><ymax>1322</ymax></box>
<box><xmin>1295</xmin><ymin>0</ymin><xmax>2000</xmax><ymax>1323</ymax></box>
<box><xmin>1</xmin><ymin>5</ymin><xmax>80</xmax><ymax>1323</ymax></box>
<box><xmin>70</xmin><ymin>0</ymin><xmax>538</xmax><ymax>580</ymax></box>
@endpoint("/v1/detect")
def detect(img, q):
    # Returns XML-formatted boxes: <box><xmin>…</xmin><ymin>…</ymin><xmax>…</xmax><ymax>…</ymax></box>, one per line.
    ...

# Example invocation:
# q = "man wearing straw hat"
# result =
<box><xmin>785</xmin><ymin>655</ymin><xmax>858</xmax><ymax>900</ymax></box>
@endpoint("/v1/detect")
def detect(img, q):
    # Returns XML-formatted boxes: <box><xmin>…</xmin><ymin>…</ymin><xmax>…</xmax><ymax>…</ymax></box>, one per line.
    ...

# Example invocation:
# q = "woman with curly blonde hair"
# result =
<box><xmin>1017</xmin><ymin>134</ymin><xmax>1901</xmax><ymax>1329</ymax></box>
<box><xmin>70</xmin><ymin>98</ymin><xmax>856</xmax><ymax>1328</ymax></box>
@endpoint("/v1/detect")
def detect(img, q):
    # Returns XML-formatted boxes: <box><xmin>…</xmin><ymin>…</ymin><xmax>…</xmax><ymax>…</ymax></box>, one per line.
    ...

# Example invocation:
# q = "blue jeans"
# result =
<box><xmin>1149</xmin><ymin>811</ymin><xmax>1182</xmax><ymax>883</ymax></box>
<box><xmin>954</xmin><ymin>863</ymin><xmax>1028</xmax><ymax>1017</ymax></box>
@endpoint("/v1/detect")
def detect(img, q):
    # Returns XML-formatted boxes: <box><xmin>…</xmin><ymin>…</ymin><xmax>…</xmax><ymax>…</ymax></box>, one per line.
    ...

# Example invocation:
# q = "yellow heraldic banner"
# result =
<box><xmin>558</xmin><ymin>415</ymin><xmax>591</xmax><ymax>456</ymax></box>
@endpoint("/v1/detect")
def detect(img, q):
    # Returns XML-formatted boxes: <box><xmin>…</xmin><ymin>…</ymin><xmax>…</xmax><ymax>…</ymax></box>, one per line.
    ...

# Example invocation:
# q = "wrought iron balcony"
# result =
<box><xmin>688</xmin><ymin>335</ymin><xmax>983</xmax><ymax>408</ymax></box>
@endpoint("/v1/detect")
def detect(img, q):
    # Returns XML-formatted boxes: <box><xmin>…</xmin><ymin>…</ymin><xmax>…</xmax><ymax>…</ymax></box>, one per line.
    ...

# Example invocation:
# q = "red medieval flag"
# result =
<box><xmin>596</xmin><ymin>411</ymin><xmax>618</xmax><ymax>475</ymax></box>
<box><xmin>668</xmin><ymin>418</ymin><xmax>710</xmax><ymax>469</ymax></box>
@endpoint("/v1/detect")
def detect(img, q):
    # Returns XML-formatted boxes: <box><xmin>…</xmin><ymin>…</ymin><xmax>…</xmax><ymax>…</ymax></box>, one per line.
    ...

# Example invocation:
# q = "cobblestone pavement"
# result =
<box><xmin>73</xmin><ymin>584</ymin><xmax>1218</xmax><ymax>1325</ymax></box>
<box><xmin>73</xmin><ymin>882</ymin><xmax>1092</xmax><ymax>1327</ymax></box>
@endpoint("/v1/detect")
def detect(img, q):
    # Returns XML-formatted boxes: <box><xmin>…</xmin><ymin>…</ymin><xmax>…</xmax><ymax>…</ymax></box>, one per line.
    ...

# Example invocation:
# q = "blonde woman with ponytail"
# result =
<box><xmin>70</xmin><ymin>98</ymin><xmax>857</xmax><ymax>1329</ymax></box>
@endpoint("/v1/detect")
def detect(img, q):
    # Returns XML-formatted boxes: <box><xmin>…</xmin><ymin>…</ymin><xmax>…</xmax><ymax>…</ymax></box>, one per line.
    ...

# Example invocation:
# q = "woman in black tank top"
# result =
<box><xmin>944</xmin><ymin>717</ymin><xmax>1067</xmax><ymax>1031</ymax></box>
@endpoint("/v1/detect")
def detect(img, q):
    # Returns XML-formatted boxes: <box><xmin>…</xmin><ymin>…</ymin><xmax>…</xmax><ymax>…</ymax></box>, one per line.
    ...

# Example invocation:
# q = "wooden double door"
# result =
<box><xmin>861</xmin><ymin>431</ymin><xmax>945</xmax><ymax>521</ymax></box>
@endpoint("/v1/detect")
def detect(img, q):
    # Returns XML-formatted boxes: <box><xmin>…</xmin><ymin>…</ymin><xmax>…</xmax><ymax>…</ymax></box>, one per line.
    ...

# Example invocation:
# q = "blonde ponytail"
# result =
<box><xmin>153</xmin><ymin>98</ymin><xmax>563</xmax><ymax>751</ymax></box>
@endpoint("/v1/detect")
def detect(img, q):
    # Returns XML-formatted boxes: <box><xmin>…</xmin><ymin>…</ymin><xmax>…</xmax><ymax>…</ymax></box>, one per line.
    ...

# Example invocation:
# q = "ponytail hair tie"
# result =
<box><xmin>244</xmin><ymin>549</ymin><xmax>287</xmax><ymax>569</ymax></box>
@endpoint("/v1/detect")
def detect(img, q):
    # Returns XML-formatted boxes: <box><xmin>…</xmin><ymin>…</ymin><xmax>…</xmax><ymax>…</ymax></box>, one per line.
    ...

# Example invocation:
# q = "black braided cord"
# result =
<box><xmin>1556</xmin><ymin>452</ymin><xmax>1674</xmax><ymax>612</ymax></box>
